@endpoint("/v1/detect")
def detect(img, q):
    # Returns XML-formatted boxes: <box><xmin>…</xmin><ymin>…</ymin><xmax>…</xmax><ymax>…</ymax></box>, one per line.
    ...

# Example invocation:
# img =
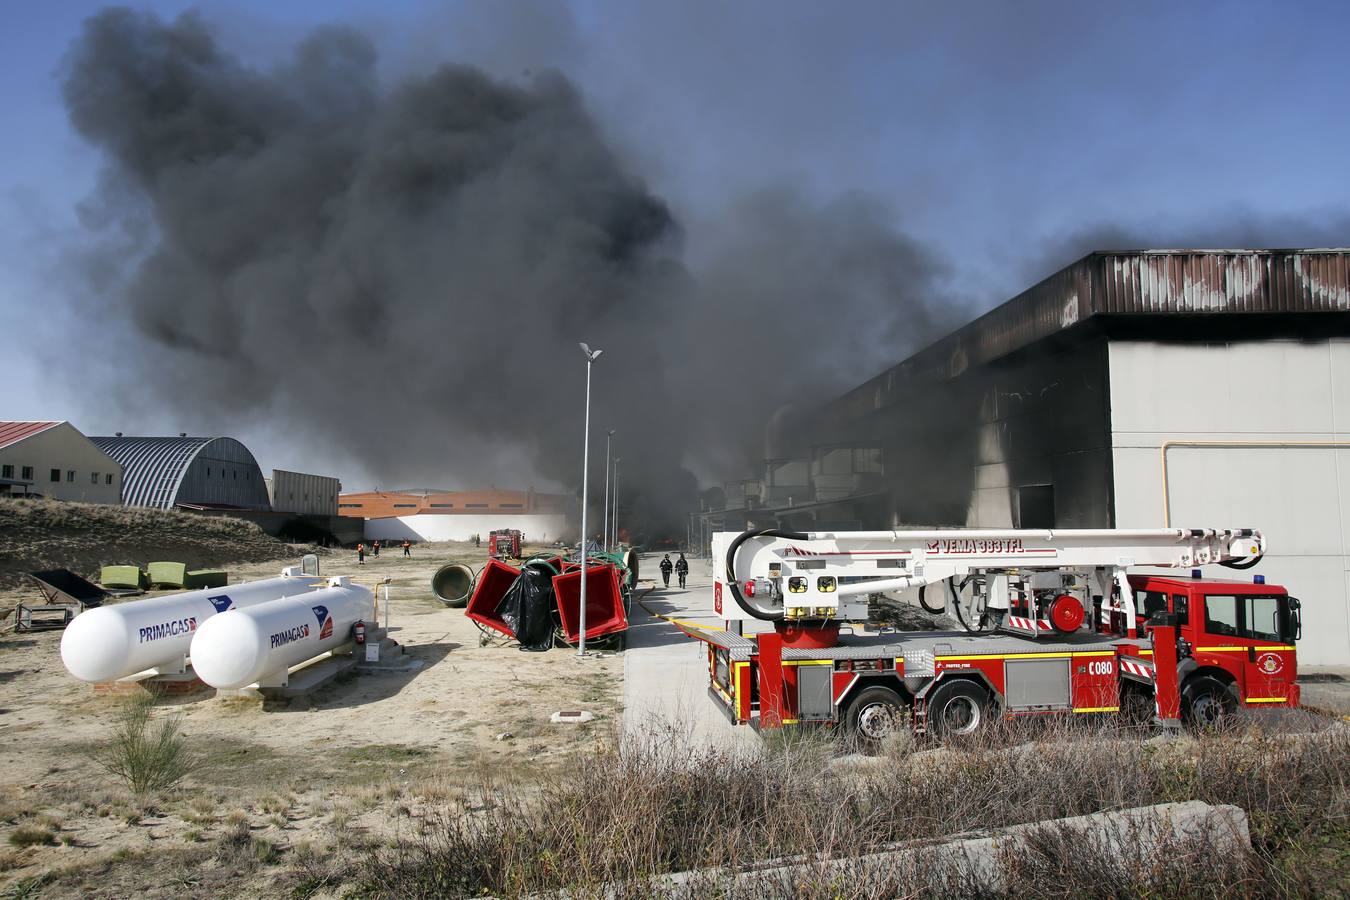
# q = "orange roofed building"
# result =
<box><xmin>338</xmin><ymin>488</ymin><xmax>574</xmax><ymax>543</ymax></box>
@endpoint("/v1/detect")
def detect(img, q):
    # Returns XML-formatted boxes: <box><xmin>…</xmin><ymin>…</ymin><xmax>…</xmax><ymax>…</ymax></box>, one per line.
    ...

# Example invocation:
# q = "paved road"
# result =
<box><xmin>622</xmin><ymin>553</ymin><xmax>763</xmax><ymax>751</ymax></box>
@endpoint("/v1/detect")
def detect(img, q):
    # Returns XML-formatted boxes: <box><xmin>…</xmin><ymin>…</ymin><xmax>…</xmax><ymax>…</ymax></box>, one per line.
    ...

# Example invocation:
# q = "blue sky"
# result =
<box><xmin>3</xmin><ymin>1</ymin><xmax>1348</xmax><ymax>485</ymax></box>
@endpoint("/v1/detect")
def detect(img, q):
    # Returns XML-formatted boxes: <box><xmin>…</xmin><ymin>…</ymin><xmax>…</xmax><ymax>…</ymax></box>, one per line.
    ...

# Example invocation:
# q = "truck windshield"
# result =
<box><xmin>1202</xmin><ymin>594</ymin><xmax>1292</xmax><ymax>642</ymax></box>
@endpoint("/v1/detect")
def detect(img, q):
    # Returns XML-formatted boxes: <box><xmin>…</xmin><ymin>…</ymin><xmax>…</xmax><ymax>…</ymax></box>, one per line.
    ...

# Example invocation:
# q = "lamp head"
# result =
<box><xmin>579</xmin><ymin>342</ymin><xmax>603</xmax><ymax>361</ymax></box>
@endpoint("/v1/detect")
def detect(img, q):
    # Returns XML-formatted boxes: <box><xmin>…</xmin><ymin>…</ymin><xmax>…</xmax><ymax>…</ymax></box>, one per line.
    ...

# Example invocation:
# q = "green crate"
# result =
<box><xmin>184</xmin><ymin>569</ymin><xmax>228</xmax><ymax>589</ymax></box>
<box><xmin>146</xmin><ymin>561</ymin><xmax>188</xmax><ymax>589</ymax></box>
<box><xmin>100</xmin><ymin>565</ymin><xmax>146</xmax><ymax>590</ymax></box>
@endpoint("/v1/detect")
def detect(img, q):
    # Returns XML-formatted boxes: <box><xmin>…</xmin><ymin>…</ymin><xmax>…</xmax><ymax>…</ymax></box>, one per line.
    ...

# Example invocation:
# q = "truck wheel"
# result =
<box><xmin>927</xmin><ymin>680</ymin><xmax>991</xmax><ymax>738</ymax></box>
<box><xmin>1182</xmin><ymin>676</ymin><xmax>1237</xmax><ymax>728</ymax></box>
<box><xmin>1118</xmin><ymin>684</ymin><xmax>1154</xmax><ymax>728</ymax></box>
<box><xmin>844</xmin><ymin>685</ymin><xmax>906</xmax><ymax>748</ymax></box>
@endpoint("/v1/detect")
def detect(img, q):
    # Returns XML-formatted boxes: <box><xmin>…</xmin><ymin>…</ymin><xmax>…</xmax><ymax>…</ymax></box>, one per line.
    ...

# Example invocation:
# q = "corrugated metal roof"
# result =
<box><xmin>835</xmin><ymin>249</ymin><xmax>1350</xmax><ymax>418</ymax></box>
<box><xmin>89</xmin><ymin>436</ymin><xmax>213</xmax><ymax>509</ymax></box>
<box><xmin>1095</xmin><ymin>250</ymin><xmax>1350</xmax><ymax>314</ymax></box>
<box><xmin>0</xmin><ymin>421</ymin><xmax>61</xmax><ymax>450</ymax></box>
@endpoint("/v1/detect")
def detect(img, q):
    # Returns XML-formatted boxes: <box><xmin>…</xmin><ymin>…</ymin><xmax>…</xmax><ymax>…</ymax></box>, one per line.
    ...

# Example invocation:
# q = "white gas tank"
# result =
<box><xmin>188</xmin><ymin>577</ymin><xmax>374</xmax><ymax>689</ymax></box>
<box><xmin>60</xmin><ymin>574</ymin><xmax>323</xmax><ymax>683</ymax></box>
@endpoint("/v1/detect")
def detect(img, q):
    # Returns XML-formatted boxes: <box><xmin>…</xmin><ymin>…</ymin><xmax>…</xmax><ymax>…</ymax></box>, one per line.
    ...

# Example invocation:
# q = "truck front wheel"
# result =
<box><xmin>927</xmin><ymin>680</ymin><xmax>992</xmax><ymax>738</ymax></box>
<box><xmin>843</xmin><ymin>685</ymin><xmax>906</xmax><ymax>749</ymax></box>
<box><xmin>1182</xmin><ymin>676</ymin><xmax>1237</xmax><ymax>728</ymax></box>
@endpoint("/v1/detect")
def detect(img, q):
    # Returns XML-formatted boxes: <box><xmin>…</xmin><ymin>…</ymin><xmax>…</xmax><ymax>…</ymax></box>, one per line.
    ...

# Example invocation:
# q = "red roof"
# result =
<box><xmin>0</xmin><ymin>421</ymin><xmax>61</xmax><ymax>451</ymax></box>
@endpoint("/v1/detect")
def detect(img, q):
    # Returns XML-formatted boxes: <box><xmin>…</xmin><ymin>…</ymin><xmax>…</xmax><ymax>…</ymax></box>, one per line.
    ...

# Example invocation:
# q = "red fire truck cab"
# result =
<box><xmin>1127</xmin><ymin>573</ymin><xmax>1301</xmax><ymax>723</ymax></box>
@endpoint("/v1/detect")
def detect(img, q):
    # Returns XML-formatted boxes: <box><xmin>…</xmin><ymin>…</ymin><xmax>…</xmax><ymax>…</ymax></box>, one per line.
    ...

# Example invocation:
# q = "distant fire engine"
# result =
<box><xmin>677</xmin><ymin>528</ymin><xmax>1300</xmax><ymax>744</ymax></box>
<box><xmin>488</xmin><ymin>529</ymin><xmax>523</xmax><ymax>560</ymax></box>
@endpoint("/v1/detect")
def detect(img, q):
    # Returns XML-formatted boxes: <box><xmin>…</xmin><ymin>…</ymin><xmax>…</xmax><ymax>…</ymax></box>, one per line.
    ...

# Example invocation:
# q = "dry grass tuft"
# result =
<box><xmin>97</xmin><ymin>693</ymin><xmax>198</xmax><ymax>799</ymax></box>
<box><xmin>360</xmin><ymin>716</ymin><xmax>1349</xmax><ymax>898</ymax></box>
<box><xmin>7</xmin><ymin>825</ymin><xmax>56</xmax><ymax>848</ymax></box>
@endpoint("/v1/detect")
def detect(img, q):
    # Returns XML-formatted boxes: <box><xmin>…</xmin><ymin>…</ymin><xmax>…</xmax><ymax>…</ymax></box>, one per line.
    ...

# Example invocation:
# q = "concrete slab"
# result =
<box><xmin>622</xmin><ymin>553</ymin><xmax>763</xmax><ymax>752</ymax></box>
<box><xmin>652</xmin><ymin>801</ymin><xmax>1250</xmax><ymax>895</ymax></box>
<box><xmin>262</xmin><ymin>651</ymin><xmax>360</xmax><ymax>698</ymax></box>
<box><xmin>217</xmin><ymin>630</ymin><xmax>401</xmax><ymax>701</ymax></box>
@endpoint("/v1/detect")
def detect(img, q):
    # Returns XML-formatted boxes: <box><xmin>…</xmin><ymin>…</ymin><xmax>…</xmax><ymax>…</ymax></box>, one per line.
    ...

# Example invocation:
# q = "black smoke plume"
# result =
<box><xmin>62</xmin><ymin>8</ymin><xmax>956</xmax><ymax>540</ymax></box>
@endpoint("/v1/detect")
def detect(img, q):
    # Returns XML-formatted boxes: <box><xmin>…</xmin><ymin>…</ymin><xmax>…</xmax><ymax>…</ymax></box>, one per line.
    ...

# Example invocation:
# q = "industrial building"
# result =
<box><xmin>0</xmin><ymin>421</ymin><xmax>122</xmax><ymax>503</ymax></box>
<box><xmin>266</xmin><ymin>469</ymin><xmax>341</xmax><ymax>516</ymax></box>
<box><xmin>90</xmin><ymin>434</ymin><xmax>271</xmax><ymax>510</ymax></box>
<box><xmin>341</xmin><ymin>488</ymin><xmax>573</xmax><ymax>543</ymax></box>
<box><xmin>702</xmin><ymin>249</ymin><xmax>1350</xmax><ymax>667</ymax></box>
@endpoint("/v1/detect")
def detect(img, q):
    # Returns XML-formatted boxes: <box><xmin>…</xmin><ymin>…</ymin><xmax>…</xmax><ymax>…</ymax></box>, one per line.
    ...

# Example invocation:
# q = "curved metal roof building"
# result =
<box><xmin>89</xmin><ymin>436</ymin><xmax>271</xmax><ymax>510</ymax></box>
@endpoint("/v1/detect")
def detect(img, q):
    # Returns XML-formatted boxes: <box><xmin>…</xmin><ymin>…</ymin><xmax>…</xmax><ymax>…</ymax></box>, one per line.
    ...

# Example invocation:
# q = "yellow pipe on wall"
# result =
<box><xmin>1160</xmin><ymin>440</ymin><xmax>1350</xmax><ymax>526</ymax></box>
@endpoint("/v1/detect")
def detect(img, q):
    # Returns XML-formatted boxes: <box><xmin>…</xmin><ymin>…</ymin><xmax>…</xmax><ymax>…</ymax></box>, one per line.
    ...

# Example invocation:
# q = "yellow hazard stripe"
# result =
<box><xmin>669</xmin><ymin>617</ymin><xmax>726</xmax><ymax>632</ymax></box>
<box><xmin>783</xmin><ymin>659</ymin><xmax>833</xmax><ymax>666</ymax></box>
<box><xmin>1196</xmin><ymin>645</ymin><xmax>1295</xmax><ymax>652</ymax></box>
<box><xmin>1246</xmin><ymin>697</ymin><xmax>1289</xmax><ymax>704</ymax></box>
<box><xmin>636</xmin><ymin>591</ymin><xmax>726</xmax><ymax>633</ymax></box>
<box><xmin>937</xmin><ymin>650</ymin><xmax>1115</xmax><ymax>662</ymax></box>
<box><xmin>1073</xmin><ymin>706</ymin><xmax>1120</xmax><ymax>713</ymax></box>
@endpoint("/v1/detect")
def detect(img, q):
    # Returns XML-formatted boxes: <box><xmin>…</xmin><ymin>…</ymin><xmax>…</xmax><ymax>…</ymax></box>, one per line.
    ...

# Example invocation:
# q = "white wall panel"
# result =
<box><xmin>363</xmin><ymin>513</ymin><xmax>570</xmax><ymax>543</ymax></box>
<box><xmin>1109</xmin><ymin>340</ymin><xmax>1337</xmax><ymax>435</ymax></box>
<box><xmin>1110</xmin><ymin>339</ymin><xmax>1350</xmax><ymax>668</ymax></box>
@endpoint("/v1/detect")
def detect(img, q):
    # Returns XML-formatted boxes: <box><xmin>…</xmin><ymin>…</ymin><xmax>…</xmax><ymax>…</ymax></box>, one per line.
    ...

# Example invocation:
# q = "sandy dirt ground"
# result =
<box><xmin>0</xmin><ymin>541</ymin><xmax>624</xmax><ymax>896</ymax></box>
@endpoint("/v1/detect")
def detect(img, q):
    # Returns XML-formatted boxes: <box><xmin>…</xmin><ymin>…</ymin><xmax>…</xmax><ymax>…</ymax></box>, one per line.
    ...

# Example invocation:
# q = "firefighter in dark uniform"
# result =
<box><xmin>659</xmin><ymin>553</ymin><xmax>673</xmax><ymax>588</ymax></box>
<box><xmin>674</xmin><ymin>553</ymin><xmax>689</xmax><ymax>589</ymax></box>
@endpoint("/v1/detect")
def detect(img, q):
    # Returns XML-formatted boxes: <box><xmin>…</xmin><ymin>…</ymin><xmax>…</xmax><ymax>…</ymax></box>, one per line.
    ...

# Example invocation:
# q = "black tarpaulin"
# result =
<box><xmin>495</xmin><ymin>568</ymin><xmax>555</xmax><ymax>652</ymax></box>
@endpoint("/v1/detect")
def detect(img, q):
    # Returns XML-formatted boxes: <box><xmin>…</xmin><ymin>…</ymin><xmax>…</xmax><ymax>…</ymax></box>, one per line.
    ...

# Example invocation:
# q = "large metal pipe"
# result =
<box><xmin>188</xmin><ymin>577</ymin><xmax>374</xmax><ymax>689</ymax></box>
<box><xmin>622</xmin><ymin>548</ymin><xmax>640</xmax><ymax>590</ymax></box>
<box><xmin>60</xmin><ymin>573</ymin><xmax>323</xmax><ymax>683</ymax></box>
<box><xmin>431</xmin><ymin>563</ymin><xmax>476</xmax><ymax>607</ymax></box>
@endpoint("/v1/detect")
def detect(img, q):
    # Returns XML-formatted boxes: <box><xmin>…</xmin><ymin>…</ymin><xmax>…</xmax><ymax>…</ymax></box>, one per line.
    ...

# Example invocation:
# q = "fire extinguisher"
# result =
<box><xmin>353</xmin><ymin>620</ymin><xmax>366</xmax><ymax>645</ymax></box>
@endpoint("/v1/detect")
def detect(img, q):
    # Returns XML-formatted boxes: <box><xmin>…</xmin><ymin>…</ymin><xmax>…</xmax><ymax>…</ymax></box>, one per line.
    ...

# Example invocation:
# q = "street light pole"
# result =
<box><xmin>577</xmin><ymin>343</ymin><xmax>602</xmax><ymax>657</ymax></box>
<box><xmin>602</xmin><ymin>430</ymin><xmax>615</xmax><ymax>553</ymax></box>
<box><xmin>611</xmin><ymin>457</ymin><xmax>620</xmax><ymax>551</ymax></box>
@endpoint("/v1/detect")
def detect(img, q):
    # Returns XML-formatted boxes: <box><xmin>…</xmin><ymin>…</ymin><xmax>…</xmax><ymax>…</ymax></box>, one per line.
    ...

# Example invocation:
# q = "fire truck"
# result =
<box><xmin>679</xmin><ymin>527</ymin><xmax>1301</xmax><ymax>744</ymax></box>
<box><xmin>488</xmin><ymin>529</ymin><xmax>523</xmax><ymax>560</ymax></box>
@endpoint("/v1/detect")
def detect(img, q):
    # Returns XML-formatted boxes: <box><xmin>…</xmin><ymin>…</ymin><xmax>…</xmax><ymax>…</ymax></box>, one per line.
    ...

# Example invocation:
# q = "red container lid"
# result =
<box><xmin>552</xmin><ymin>564</ymin><xmax>627</xmax><ymax>643</ymax></box>
<box><xmin>465</xmin><ymin>558</ymin><xmax>523</xmax><ymax>638</ymax></box>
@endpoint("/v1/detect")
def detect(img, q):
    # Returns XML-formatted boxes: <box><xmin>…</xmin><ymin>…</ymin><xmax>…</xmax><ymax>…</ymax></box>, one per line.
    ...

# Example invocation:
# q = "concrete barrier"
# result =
<box><xmin>652</xmin><ymin>801</ymin><xmax>1250</xmax><ymax>896</ymax></box>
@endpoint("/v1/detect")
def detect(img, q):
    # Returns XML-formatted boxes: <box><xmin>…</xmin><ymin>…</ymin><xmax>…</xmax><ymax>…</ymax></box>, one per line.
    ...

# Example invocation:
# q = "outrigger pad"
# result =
<box><xmin>552</xmin><ymin>564</ymin><xmax>628</xmax><ymax>644</ymax></box>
